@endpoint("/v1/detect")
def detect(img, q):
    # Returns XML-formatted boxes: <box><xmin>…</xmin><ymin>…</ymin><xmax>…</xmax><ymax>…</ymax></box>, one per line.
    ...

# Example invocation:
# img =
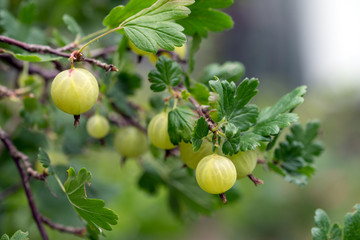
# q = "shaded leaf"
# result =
<box><xmin>148</xmin><ymin>56</ymin><xmax>182</xmax><ymax>92</ymax></box>
<box><xmin>201</xmin><ymin>61</ymin><xmax>245</xmax><ymax>84</ymax></box>
<box><xmin>191</xmin><ymin>117</ymin><xmax>209</xmax><ymax>152</ymax></box>
<box><xmin>37</xmin><ymin>147</ymin><xmax>55</xmax><ymax>175</ymax></box>
<box><xmin>253</xmin><ymin>86</ymin><xmax>306</xmax><ymax>136</ymax></box>
<box><xmin>344</xmin><ymin>204</ymin><xmax>360</xmax><ymax>240</ymax></box>
<box><xmin>168</xmin><ymin>107</ymin><xmax>195</xmax><ymax>145</ymax></box>
<box><xmin>176</xmin><ymin>0</ymin><xmax>234</xmax><ymax>37</ymax></box>
<box><xmin>63</xmin><ymin>14</ymin><xmax>84</xmax><ymax>36</ymax></box>
<box><xmin>64</xmin><ymin>167</ymin><xmax>118</xmax><ymax>235</ymax></box>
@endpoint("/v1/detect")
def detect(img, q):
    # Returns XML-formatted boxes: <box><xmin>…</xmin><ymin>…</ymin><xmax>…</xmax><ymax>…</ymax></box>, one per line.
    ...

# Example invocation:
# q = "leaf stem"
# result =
<box><xmin>78</xmin><ymin>26</ymin><xmax>123</xmax><ymax>53</ymax></box>
<box><xmin>54</xmin><ymin>174</ymin><xmax>66</xmax><ymax>193</ymax></box>
<box><xmin>78</xmin><ymin>28</ymin><xmax>109</xmax><ymax>44</ymax></box>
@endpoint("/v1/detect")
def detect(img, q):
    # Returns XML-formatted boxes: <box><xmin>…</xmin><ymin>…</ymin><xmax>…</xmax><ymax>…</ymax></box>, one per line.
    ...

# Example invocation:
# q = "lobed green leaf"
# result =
<box><xmin>191</xmin><ymin>117</ymin><xmax>209</xmax><ymax>152</ymax></box>
<box><xmin>121</xmin><ymin>0</ymin><xmax>194</xmax><ymax>54</ymax></box>
<box><xmin>64</xmin><ymin>167</ymin><xmax>118</xmax><ymax>235</ymax></box>
<box><xmin>168</xmin><ymin>107</ymin><xmax>196</xmax><ymax>145</ymax></box>
<box><xmin>148</xmin><ymin>56</ymin><xmax>182</xmax><ymax>92</ymax></box>
<box><xmin>176</xmin><ymin>0</ymin><xmax>234</xmax><ymax>37</ymax></box>
<box><xmin>209</xmin><ymin>78</ymin><xmax>259</xmax><ymax>131</ymax></box>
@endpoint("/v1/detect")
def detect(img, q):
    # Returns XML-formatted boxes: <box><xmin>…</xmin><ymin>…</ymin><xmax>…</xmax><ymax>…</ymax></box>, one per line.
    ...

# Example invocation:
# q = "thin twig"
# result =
<box><xmin>0</xmin><ymin>126</ymin><xmax>49</xmax><ymax>240</ymax></box>
<box><xmin>248</xmin><ymin>174</ymin><xmax>264</xmax><ymax>186</ymax></box>
<box><xmin>40</xmin><ymin>215</ymin><xmax>86</xmax><ymax>237</ymax></box>
<box><xmin>110</xmin><ymin>104</ymin><xmax>147</xmax><ymax>134</ymax></box>
<box><xmin>0</xmin><ymin>126</ymin><xmax>47</xmax><ymax>180</ymax></box>
<box><xmin>0</xmin><ymin>35</ymin><xmax>117</xmax><ymax>72</ymax></box>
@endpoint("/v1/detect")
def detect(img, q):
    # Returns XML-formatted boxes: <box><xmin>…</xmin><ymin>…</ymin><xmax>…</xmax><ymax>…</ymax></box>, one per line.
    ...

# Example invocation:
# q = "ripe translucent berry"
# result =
<box><xmin>179</xmin><ymin>140</ymin><xmax>213</xmax><ymax>169</ymax></box>
<box><xmin>196</xmin><ymin>154</ymin><xmax>237</xmax><ymax>194</ymax></box>
<box><xmin>227</xmin><ymin>150</ymin><xmax>258</xmax><ymax>179</ymax></box>
<box><xmin>147</xmin><ymin>112</ymin><xmax>176</xmax><ymax>150</ymax></box>
<box><xmin>86</xmin><ymin>114</ymin><xmax>110</xmax><ymax>139</ymax></box>
<box><xmin>114</xmin><ymin>126</ymin><xmax>148</xmax><ymax>158</ymax></box>
<box><xmin>51</xmin><ymin>68</ymin><xmax>99</xmax><ymax>115</ymax></box>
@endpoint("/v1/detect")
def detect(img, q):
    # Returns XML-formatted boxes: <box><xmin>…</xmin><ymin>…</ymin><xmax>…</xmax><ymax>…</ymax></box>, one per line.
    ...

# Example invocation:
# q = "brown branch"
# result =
<box><xmin>40</xmin><ymin>215</ymin><xmax>86</xmax><ymax>237</ymax></box>
<box><xmin>0</xmin><ymin>126</ymin><xmax>47</xmax><ymax>180</ymax></box>
<box><xmin>0</xmin><ymin>35</ymin><xmax>117</xmax><ymax>72</ymax></box>
<box><xmin>0</xmin><ymin>126</ymin><xmax>49</xmax><ymax>240</ymax></box>
<box><xmin>110</xmin><ymin>103</ymin><xmax>147</xmax><ymax>134</ymax></box>
<box><xmin>188</xmin><ymin>96</ymin><xmax>217</xmax><ymax>131</ymax></box>
<box><xmin>248</xmin><ymin>174</ymin><xmax>264</xmax><ymax>186</ymax></box>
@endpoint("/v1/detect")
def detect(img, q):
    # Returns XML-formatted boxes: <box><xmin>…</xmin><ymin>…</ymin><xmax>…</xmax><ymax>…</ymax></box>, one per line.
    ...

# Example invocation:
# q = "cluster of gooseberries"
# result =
<box><xmin>50</xmin><ymin>42</ymin><xmax>256</xmax><ymax>202</ymax></box>
<box><xmin>148</xmin><ymin>112</ymin><xmax>259</xmax><ymax>199</ymax></box>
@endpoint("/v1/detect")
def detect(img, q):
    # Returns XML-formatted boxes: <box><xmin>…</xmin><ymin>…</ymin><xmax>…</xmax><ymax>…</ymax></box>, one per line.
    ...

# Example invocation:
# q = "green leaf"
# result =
<box><xmin>311</xmin><ymin>209</ymin><xmax>331</xmax><ymax>240</ymax></box>
<box><xmin>115</xmin><ymin>72</ymin><xmax>142</xmax><ymax>95</ymax></box>
<box><xmin>222</xmin><ymin>123</ymin><xmax>241</xmax><ymax>155</ymax></box>
<box><xmin>63</xmin><ymin>14</ymin><xmax>84</xmax><ymax>36</ymax></box>
<box><xmin>0</xmin><ymin>10</ymin><xmax>45</xmax><ymax>44</ymax></box>
<box><xmin>253</xmin><ymin>86</ymin><xmax>306</xmax><ymax>136</ymax></box>
<box><xmin>191</xmin><ymin>117</ymin><xmax>209</xmax><ymax>152</ymax></box>
<box><xmin>64</xmin><ymin>167</ymin><xmax>118</xmax><ymax>235</ymax></box>
<box><xmin>330</xmin><ymin>224</ymin><xmax>342</xmax><ymax>240</ymax></box>
<box><xmin>189</xmin><ymin>34</ymin><xmax>202</xmax><ymax>73</ymax></box>
<box><xmin>37</xmin><ymin>147</ymin><xmax>55</xmax><ymax>175</ymax></box>
<box><xmin>13</xmin><ymin>53</ymin><xmax>61</xmax><ymax>62</ymax></box>
<box><xmin>315</xmin><ymin>209</ymin><xmax>331</xmax><ymax>233</ymax></box>
<box><xmin>148</xmin><ymin>56</ymin><xmax>182</xmax><ymax>92</ymax></box>
<box><xmin>209</xmin><ymin>78</ymin><xmax>259</xmax><ymax>131</ymax></box>
<box><xmin>1</xmin><ymin>230</ymin><xmax>29</xmax><ymax>240</ymax></box>
<box><xmin>168</xmin><ymin>107</ymin><xmax>196</xmax><ymax>145</ymax></box>
<box><xmin>107</xmin><ymin>78</ymin><xmax>137</xmax><ymax>117</ymax></box>
<box><xmin>273</xmin><ymin>121</ymin><xmax>323</xmax><ymax>186</ymax></box>
<box><xmin>344</xmin><ymin>204</ymin><xmax>360</xmax><ymax>240</ymax></box>
<box><xmin>238</xmin><ymin>132</ymin><xmax>268</xmax><ymax>152</ymax></box>
<box><xmin>201</xmin><ymin>62</ymin><xmax>245</xmax><ymax>84</ymax></box>
<box><xmin>18</xmin><ymin>1</ymin><xmax>36</xmax><ymax>25</ymax></box>
<box><xmin>189</xmin><ymin>82</ymin><xmax>209</xmax><ymax>105</ymax></box>
<box><xmin>138</xmin><ymin>158</ymin><xmax>218</xmax><ymax>217</ymax></box>
<box><xmin>176</xmin><ymin>0</ymin><xmax>234</xmax><ymax>37</ymax></box>
<box><xmin>103</xmin><ymin>1</ymin><xmax>156</xmax><ymax>29</ymax></box>
<box><xmin>121</xmin><ymin>0</ymin><xmax>194</xmax><ymax>54</ymax></box>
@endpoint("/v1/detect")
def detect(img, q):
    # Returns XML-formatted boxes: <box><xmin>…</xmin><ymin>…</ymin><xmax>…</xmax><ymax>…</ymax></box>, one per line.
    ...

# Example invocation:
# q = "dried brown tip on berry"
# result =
<box><xmin>73</xmin><ymin>115</ymin><xmax>80</xmax><ymax>127</ymax></box>
<box><xmin>219</xmin><ymin>193</ymin><xmax>227</xmax><ymax>204</ymax></box>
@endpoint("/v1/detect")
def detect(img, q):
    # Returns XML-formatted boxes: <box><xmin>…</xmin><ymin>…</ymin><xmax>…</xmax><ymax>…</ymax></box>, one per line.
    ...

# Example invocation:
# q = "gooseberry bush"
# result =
<box><xmin>0</xmin><ymin>0</ymin><xmax>328</xmax><ymax>239</ymax></box>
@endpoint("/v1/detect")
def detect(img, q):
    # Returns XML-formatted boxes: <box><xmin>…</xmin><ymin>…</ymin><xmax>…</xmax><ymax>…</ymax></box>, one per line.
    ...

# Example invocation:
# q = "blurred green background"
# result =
<box><xmin>1</xmin><ymin>0</ymin><xmax>360</xmax><ymax>239</ymax></box>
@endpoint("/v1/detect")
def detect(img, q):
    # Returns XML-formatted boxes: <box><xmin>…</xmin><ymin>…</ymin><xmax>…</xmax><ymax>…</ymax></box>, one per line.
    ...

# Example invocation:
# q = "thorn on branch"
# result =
<box><xmin>248</xmin><ymin>174</ymin><xmax>264</xmax><ymax>186</ymax></box>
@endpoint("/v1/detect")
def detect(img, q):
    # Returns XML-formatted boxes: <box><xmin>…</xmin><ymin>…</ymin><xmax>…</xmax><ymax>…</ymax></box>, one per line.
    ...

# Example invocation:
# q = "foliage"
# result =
<box><xmin>312</xmin><ymin>204</ymin><xmax>360</xmax><ymax>240</ymax></box>
<box><xmin>0</xmin><ymin>0</ymin><xmax>328</xmax><ymax>239</ymax></box>
<box><xmin>1</xmin><ymin>230</ymin><xmax>29</xmax><ymax>240</ymax></box>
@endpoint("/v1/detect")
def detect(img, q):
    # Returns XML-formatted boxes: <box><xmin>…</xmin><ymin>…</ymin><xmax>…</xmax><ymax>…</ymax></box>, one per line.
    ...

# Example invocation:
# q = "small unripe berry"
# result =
<box><xmin>86</xmin><ymin>114</ymin><xmax>110</xmax><ymax>139</ymax></box>
<box><xmin>114</xmin><ymin>126</ymin><xmax>148</xmax><ymax>158</ymax></box>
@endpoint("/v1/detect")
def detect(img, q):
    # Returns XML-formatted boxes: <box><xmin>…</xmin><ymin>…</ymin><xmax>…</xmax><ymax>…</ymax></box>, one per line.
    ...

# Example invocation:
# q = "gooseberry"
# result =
<box><xmin>196</xmin><ymin>154</ymin><xmax>237</xmax><ymax>194</ymax></box>
<box><xmin>51</xmin><ymin>68</ymin><xmax>99</xmax><ymax>116</ymax></box>
<box><xmin>227</xmin><ymin>149</ymin><xmax>258</xmax><ymax>179</ymax></box>
<box><xmin>179</xmin><ymin>139</ymin><xmax>213</xmax><ymax>169</ymax></box>
<box><xmin>86</xmin><ymin>114</ymin><xmax>110</xmax><ymax>139</ymax></box>
<box><xmin>147</xmin><ymin>112</ymin><xmax>176</xmax><ymax>150</ymax></box>
<box><xmin>114</xmin><ymin>126</ymin><xmax>148</xmax><ymax>158</ymax></box>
